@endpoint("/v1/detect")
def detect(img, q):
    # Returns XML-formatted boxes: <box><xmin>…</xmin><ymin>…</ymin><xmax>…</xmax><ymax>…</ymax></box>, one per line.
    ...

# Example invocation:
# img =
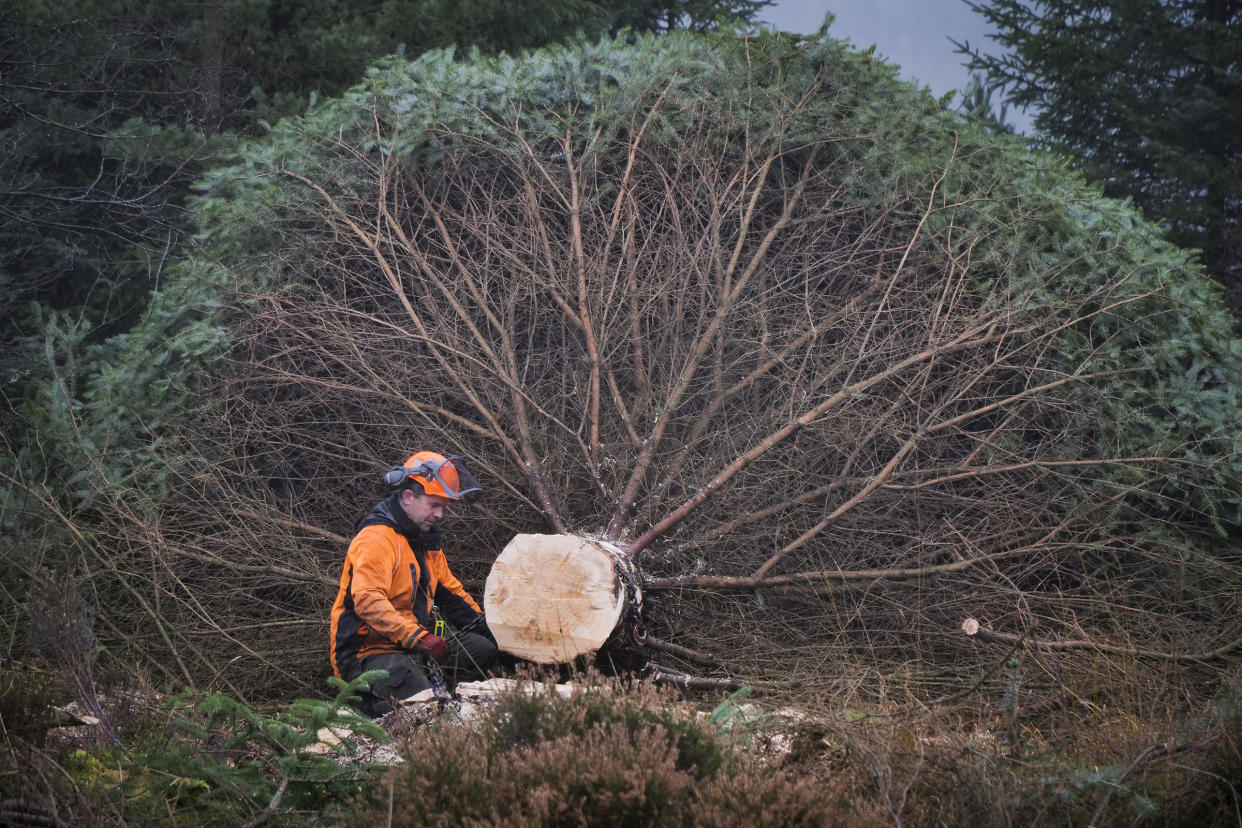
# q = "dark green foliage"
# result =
<box><xmin>958</xmin><ymin>0</ymin><xmax>1242</xmax><ymax>306</ymax></box>
<box><xmin>0</xmin><ymin>0</ymin><xmax>233</xmax><ymax>485</ymax></box>
<box><xmin>956</xmin><ymin>71</ymin><xmax>1015</xmax><ymax>132</ymax></box>
<box><xmin>608</xmin><ymin>0</ymin><xmax>774</xmax><ymax>33</ymax></box>
<box><xmin>0</xmin><ymin>0</ymin><xmax>774</xmax><ymax>510</ymax></box>
<box><xmin>60</xmin><ymin>672</ymin><xmax>389</xmax><ymax>826</ymax></box>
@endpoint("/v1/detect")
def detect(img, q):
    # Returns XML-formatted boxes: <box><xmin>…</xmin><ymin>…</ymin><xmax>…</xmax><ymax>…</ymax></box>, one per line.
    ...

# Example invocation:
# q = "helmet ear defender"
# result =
<box><xmin>382</xmin><ymin>454</ymin><xmax>484</xmax><ymax>502</ymax></box>
<box><xmin>384</xmin><ymin>463</ymin><xmax>425</xmax><ymax>489</ymax></box>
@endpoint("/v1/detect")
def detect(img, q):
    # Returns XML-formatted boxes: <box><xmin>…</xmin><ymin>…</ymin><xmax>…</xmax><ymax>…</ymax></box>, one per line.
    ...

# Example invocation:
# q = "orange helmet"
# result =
<box><xmin>383</xmin><ymin>451</ymin><xmax>483</xmax><ymax>501</ymax></box>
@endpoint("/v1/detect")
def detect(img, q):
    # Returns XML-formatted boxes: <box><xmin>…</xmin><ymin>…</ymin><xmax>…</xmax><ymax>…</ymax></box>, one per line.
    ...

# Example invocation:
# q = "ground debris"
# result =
<box><xmin>320</xmin><ymin>679</ymin><xmax>852</xmax><ymax>769</ymax></box>
<box><xmin>312</xmin><ymin>678</ymin><xmax>558</xmax><ymax>764</ymax></box>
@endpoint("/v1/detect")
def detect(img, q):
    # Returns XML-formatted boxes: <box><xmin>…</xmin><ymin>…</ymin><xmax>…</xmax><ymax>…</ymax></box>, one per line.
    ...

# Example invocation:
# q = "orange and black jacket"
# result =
<box><xmin>329</xmin><ymin>495</ymin><xmax>482</xmax><ymax>680</ymax></box>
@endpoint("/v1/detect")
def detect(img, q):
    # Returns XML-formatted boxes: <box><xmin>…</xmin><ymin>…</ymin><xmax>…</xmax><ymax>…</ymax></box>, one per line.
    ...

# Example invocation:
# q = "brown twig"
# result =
<box><xmin>640</xmin><ymin>634</ymin><xmax>719</xmax><ymax>667</ymax></box>
<box><xmin>642</xmin><ymin>663</ymin><xmax>748</xmax><ymax>692</ymax></box>
<box><xmin>961</xmin><ymin>618</ymin><xmax>1242</xmax><ymax>663</ymax></box>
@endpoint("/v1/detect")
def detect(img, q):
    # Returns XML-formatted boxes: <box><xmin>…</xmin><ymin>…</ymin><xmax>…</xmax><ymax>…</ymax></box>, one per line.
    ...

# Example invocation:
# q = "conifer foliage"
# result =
<box><xmin>959</xmin><ymin>0</ymin><xmax>1242</xmax><ymax>306</ymax></box>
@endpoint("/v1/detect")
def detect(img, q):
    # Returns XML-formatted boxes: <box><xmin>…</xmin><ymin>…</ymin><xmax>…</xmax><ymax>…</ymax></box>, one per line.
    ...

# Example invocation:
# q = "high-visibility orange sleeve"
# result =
<box><xmin>339</xmin><ymin>526</ymin><xmax>426</xmax><ymax>649</ymax></box>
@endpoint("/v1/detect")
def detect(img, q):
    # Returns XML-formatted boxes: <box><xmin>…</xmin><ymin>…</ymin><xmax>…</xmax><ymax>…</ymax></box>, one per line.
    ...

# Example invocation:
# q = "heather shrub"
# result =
<box><xmin>365</xmin><ymin>678</ymin><xmax>853</xmax><ymax>827</ymax></box>
<box><xmin>692</xmin><ymin>765</ymin><xmax>872</xmax><ymax>827</ymax></box>
<box><xmin>485</xmin><ymin>678</ymin><xmax>728</xmax><ymax>777</ymax></box>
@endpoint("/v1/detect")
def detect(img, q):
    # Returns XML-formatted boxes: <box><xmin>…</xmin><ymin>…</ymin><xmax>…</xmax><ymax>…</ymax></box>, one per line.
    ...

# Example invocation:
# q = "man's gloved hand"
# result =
<box><xmin>413</xmin><ymin>633</ymin><xmax>449</xmax><ymax>662</ymax></box>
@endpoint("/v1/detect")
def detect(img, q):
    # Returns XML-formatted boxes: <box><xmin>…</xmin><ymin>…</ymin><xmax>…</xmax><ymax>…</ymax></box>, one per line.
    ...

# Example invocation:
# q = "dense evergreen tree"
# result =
<box><xmin>15</xmin><ymin>28</ymin><xmax>1234</xmax><ymax>699</ymax></box>
<box><xmin>958</xmin><ymin>0</ymin><xmax>1242</xmax><ymax>307</ymax></box>
<box><xmin>957</xmin><ymin>71</ymin><xmax>1016</xmax><ymax>132</ymax></box>
<box><xmin>609</xmin><ymin>0</ymin><xmax>773</xmax><ymax>32</ymax></box>
<box><xmin>1</xmin><ymin>3</ymin><xmax>206</xmax><ymax>448</ymax></box>
<box><xmin>0</xmin><ymin>0</ymin><xmax>770</xmax><ymax>452</ymax></box>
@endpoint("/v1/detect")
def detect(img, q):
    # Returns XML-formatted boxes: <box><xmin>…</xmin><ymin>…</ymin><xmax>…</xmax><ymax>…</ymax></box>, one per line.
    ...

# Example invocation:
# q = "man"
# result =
<box><xmin>329</xmin><ymin>451</ymin><xmax>497</xmax><ymax>716</ymax></box>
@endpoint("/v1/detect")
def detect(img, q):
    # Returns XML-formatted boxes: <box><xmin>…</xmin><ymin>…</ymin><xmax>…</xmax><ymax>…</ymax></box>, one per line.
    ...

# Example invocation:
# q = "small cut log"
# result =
<box><xmin>484</xmin><ymin>534</ymin><xmax>640</xmax><ymax>664</ymax></box>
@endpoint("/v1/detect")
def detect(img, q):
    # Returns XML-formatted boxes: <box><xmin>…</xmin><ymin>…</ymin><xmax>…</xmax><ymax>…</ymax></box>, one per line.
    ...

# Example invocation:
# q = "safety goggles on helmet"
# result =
<box><xmin>383</xmin><ymin>453</ymin><xmax>483</xmax><ymax>502</ymax></box>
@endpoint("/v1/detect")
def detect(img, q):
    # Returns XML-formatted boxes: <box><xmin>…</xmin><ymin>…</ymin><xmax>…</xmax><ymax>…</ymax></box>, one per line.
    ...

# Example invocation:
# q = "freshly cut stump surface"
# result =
<box><xmin>484</xmin><ymin>534</ymin><xmax>631</xmax><ymax>664</ymax></box>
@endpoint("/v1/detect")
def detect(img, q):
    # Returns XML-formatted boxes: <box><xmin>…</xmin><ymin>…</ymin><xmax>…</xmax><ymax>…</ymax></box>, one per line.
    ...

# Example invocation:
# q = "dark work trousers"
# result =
<box><xmin>354</xmin><ymin>630</ymin><xmax>498</xmax><ymax>717</ymax></box>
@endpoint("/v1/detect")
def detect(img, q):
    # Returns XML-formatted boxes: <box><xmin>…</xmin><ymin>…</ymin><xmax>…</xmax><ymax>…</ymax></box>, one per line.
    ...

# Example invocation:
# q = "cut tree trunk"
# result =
<box><xmin>484</xmin><ymin>534</ymin><xmax>641</xmax><ymax>664</ymax></box>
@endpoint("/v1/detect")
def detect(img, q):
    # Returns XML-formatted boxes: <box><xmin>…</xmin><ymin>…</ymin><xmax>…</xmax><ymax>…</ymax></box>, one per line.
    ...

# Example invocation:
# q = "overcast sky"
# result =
<box><xmin>757</xmin><ymin>0</ymin><xmax>1034</xmax><ymax>132</ymax></box>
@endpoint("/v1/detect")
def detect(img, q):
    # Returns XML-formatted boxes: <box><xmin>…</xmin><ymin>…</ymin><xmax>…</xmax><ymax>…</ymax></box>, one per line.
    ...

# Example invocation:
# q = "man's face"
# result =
<box><xmin>401</xmin><ymin>490</ymin><xmax>450</xmax><ymax>531</ymax></box>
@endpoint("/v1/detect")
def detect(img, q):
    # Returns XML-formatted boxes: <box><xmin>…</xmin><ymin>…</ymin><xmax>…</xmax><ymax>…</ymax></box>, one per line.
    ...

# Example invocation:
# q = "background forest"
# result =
<box><xmin>3</xmin><ymin>1</ymin><xmax>1242</xmax><ymax>825</ymax></box>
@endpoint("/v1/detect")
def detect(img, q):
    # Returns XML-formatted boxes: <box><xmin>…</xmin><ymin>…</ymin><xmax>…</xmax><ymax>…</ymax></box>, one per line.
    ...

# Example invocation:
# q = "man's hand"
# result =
<box><xmin>413</xmin><ymin>633</ymin><xmax>449</xmax><ymax>662</ymax></box>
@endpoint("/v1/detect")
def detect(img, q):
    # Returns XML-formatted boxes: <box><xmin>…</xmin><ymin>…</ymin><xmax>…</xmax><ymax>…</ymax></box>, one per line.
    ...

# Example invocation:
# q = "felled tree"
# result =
<box><xmin>51</xmin><ymin>32</ymin><xmax>1242</xmax><ymax>702</ymax></box>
